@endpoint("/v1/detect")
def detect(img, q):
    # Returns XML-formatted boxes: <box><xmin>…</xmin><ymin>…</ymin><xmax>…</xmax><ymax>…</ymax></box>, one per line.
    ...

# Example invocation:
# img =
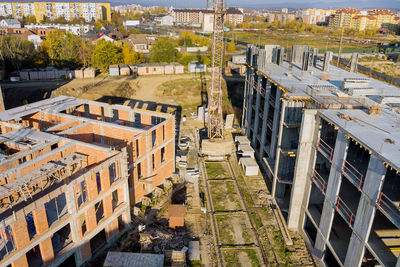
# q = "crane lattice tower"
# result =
<box><xmin>207</xmin><ymin>0</ymin><xmax>225</xmax><ymax>140</ymax></box>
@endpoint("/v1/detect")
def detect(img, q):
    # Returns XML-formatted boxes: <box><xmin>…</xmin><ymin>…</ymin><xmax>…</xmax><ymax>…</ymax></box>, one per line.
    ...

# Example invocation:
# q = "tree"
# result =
<box><xmin>53</xmin><ymin>16</ymin><xmax>68</xmax><ymax>24</ymax></box>
<box><xmin>21</xmin><ymin>15</ymin><xmax>37</xmax><ymax>25</ymax></box>
<box><xmin>0</xmin><ymin>36</ymin><xmax>37</xmax><ymax>72</ymax></box>
<box><xmin>122</xmin><ymin>43</ymin><xmax>143</xmax><ymax>64</ymax></box>
<box><xmin>227</xmin><ymin>40</ymin><xmax>236</xmax><ymax>52</ymax></box>
<box><xmin>41</xmin><ymin>31</ymin><xmax>81</xmax><ymax>68</ymax></box>
<box><xmin>178</xmin><ymin>54</ymin><xmax>197</xmax><ymax>65</ymax></box>
<box><xmin>40</xmin><ymin>15</ymin><xmax>51</xmax><ymax>24</ymax></box>
<box><xmin>79</xmin><ymin>40</ymin><xmax>94</xmax><ymax>68</ymax></box>
<box><xmin>178</xmin><ymin>36</ymin><xmax>193</xmax><ymax>47</ymax></box>
<box><xmin>149</xmin><ymin>39</ymin><xmax>179</xmax><ymax>63</ymax></box>
<box><xmin>111</xmin><ymin>11</ymin><xmax>123</xmax><ymax>25</ymax></box>
<box><xmin>91</xmin><ymin>39</ymin><xmax>123</xmax><ymax>72</ymax></box>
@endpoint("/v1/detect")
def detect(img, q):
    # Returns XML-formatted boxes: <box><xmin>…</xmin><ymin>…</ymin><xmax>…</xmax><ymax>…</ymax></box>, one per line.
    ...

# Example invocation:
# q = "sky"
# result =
<box><xmin>112</xmin><ymin>0</ymin><xmax>400</xmax><ymax>9</ymax></box>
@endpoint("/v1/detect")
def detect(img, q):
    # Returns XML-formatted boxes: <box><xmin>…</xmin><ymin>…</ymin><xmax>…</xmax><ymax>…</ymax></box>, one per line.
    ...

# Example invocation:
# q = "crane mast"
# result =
<box><xmin>207</xmin><ymin>0</ymin><xmax>225</xmax><ymax>140</ymax></box>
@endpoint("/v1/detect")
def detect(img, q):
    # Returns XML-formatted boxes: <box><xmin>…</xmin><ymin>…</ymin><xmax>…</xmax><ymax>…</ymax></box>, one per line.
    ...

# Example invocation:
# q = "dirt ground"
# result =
<box><xmin>359</xmin><ymin>60</ymin><xmax>400</xmax><ymax>78</ymax></box>
<box><xmin>53</xmin><ymin>73</ymin><xmax>207</xmax><ymax>107</ymax></box>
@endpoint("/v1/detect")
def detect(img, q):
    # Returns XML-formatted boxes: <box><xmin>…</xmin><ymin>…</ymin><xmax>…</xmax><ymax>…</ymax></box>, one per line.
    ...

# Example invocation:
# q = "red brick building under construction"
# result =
<box><xmin>0</xmin><ymin>96</ymin><xmax>175</xmax><ymax>266</ymax></box>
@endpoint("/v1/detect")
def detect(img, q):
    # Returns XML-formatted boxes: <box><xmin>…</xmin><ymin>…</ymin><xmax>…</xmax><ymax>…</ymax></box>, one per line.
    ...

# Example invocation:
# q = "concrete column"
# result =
<box><xmin>65</xmin><ymin>184</ymin><xmax>80</xmax><ymax>244</ymax></box>
<box><xmin>271</xmin><ymin>100</ymin><xmax>286</xmax><ymax>198</ymax></box>
<box><xmin>344</xmin><ymin>155</ymin><xmax>386</xmax><ymax>267</ymax></box>
<box><xmin>0</xmin><ymin>86</ymin><xmax>4</xmax><ymax>112</ymax></box>
<box><xmin>314</xmin><ymin>131</ymin><xmax>349</xmax><ymax>258</ymax></box>
<box><xmin>270</xmin><ymin>88</ymin><xmax>282</xmax><ymax>158</ymax></box>
<box><xmin>251</xmin><ymin>75</ymin><xmax>262</xmax><ymax>146</ymax></box>
<box><xmin>241</xmin><ymin>68</ymin><xmax>250</xmax><ymax>129</ymax></box>
<box><xmin>129</xmin><ymin>110</ymin><xmax>134</xmax><ymax>127</ymax></box>
<box><xmin>84</xmin><ymin>104</ymin><xmax>89</xmax><ymax>118</ymax></box>
<box><xmin>245</xmin><ymin>69</ymin><xmax>254</xmax><ymax>137</ymax></box>
<box><xmin>258</xmin><ymin>80</ymin><xmax>271</xmax><ymax>159</ymax></box>
<box><xmin>287</xmin><ymin>110</ymin><xmax>319</xmax><ymax>230</ymax></box>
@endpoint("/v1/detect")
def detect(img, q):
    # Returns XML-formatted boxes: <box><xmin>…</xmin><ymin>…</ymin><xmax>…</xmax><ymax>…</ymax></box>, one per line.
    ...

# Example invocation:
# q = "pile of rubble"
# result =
<box><xmin>139</xmin><ymin>225</ymin><xmax>192</xmax><ymax>254</ymax></box>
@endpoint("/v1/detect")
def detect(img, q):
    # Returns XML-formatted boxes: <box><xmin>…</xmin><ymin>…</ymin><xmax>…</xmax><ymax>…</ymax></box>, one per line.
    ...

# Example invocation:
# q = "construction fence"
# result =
<box><xmin>333</xmin><ymin>55</ymin><xmax>400</xmax><ymax>87</ymax></box>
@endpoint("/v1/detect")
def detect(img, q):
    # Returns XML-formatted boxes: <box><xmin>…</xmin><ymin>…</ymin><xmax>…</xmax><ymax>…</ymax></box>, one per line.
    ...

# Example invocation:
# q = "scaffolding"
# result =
<box><xmin>0</xmin><ymin>153</ymin><xmax>88</xmax><ymax>210</ymax></box>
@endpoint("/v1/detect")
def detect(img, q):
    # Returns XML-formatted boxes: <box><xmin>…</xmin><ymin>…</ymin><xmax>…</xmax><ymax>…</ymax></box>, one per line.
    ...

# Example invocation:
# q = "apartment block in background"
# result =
<box><xmin>0</xmin><ymin>2</ymin><xmax>111</xmax><ymax>22</ymax></box>
<box><xmin>0</xmin><ymin>96</ymin><xmax>175</xmax><ymax>266</ymax></box>
<box><xmin>242</xmin><ymin>44</ymin><xmax>400</xmax><ymax>266</ymax></box>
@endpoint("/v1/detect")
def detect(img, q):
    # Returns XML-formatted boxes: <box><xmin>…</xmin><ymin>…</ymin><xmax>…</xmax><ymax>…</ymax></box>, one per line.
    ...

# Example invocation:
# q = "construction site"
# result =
<box><xmin>0</xmin><ymin>97</ymin><xmax>175</xmax><ymax>266</ymax></box>
<box><xmin>1</xmin><ymin>0</ymin><xmax>400</xmax><ymax>267</ymax></box>
<box><xmin>242</xmin><ymin>43</ymin><xmax>400</xmax><ymax>266</ymax></box>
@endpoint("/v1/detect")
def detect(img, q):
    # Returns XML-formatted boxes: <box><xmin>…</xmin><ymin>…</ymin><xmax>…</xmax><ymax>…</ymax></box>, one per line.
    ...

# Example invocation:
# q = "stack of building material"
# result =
<box><xmin>104</xmin><ymin>251</ymin><xmax>164</xmax><ymax>267</ymax></box>
<box><xmin>29</xmin><ymin>71</ymin><xmax>38</xmax><ymax>80</ymax></box>
<box><xmin>164</xmin><ymin>64</ymin><xmax>175</xmax><ymax>74</ymax></box>
<box><xmin>188</xmin><ymin>241</ymin><xmax>200</xmax><ymax>261</ymax></box>
<box><xmin>186</xmin><ymin>168</ymin><xmax>199</xmax><ymax>181</ymax></box>
<box><xmin>239</xmin><ymin>157</ymin><xmax>259</xmax><ymax>176</ymax></box>
<box><xmin>19</xmin><ymin>71</ymin><xmax>29</xmax><ymax>80</ymax></box>
<box><xmin>119</xmin><ymin>64</ymin><xmax>131</xmax><ymax>75</ymax></box>
<box><xmin>83</xmin><ymin>68</ymin><xmax>96</xmax><ymax>78</ymax></box>
<box><xmin>173</xmin><ymin>63</ymin><xmax>184</xmax><ymax>74</ymax></box>
<box><xmin>188</xmin><ymin>61</ymin><xmax>206</xmax><ymax>73</ymax></box>
<box><xmin>75</xmin><ymin>69</ymin><xmax>84</xmax><ymax>79</ymax></box>
<box><xmin>237</xmin><ymin>144</ymin><xmax>255</xmax><ymax>159</ymax></box>
<box><xmin>38</xmin><ymin>71</ymin><xmax>45</xmax><ymax>80</ymax></box>
<box><xmin>235</xmin><ymin>135</ymin><xmax>251</xmax><ymax>145</ymax></box>
<box><xmin>235</xmin><ymin>135</ymin><xmax>259</xmax><ymax>176</ymax></box>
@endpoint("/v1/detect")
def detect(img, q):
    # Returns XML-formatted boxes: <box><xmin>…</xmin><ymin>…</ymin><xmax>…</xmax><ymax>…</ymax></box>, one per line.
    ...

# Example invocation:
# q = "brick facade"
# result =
<box><xmin>0</xmin><ymin>96</ymin><xmax>175</xmax><ymax>266</ymax></box>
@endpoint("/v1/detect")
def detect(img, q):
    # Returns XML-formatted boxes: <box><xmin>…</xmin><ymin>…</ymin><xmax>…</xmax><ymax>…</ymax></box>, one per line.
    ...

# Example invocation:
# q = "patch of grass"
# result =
<box><xmin>274</xmin><ymin>230</ymin><xmax>283</xmax><ymax>245</ymax></box>
<box><xmin>205</xmin><ymin>162</ymin><xmax>230</xmax><ymax>178</ymax></box>
<box><xmin>216</xmin><ymin>214</ymin><xmax>253</xmax><ymax>244</ymax></box>
<box><xmin>189</xmin><ymin>260</ymin><xmax>203</xmax><ymax>267</ymax></box>
<box><xmin>251</xmin><ymin>212</ymin><xmax>263</xmax><ymax>228</ymax></box>
<box><xmin>209</xmin><ymin>181</ymin><xmax>241</xmax><ymax>211</ymax></box>
<box><xmin>223</xmin><ymin>249</ymin><xmax>260</xmax><ymax>267</ymax></box>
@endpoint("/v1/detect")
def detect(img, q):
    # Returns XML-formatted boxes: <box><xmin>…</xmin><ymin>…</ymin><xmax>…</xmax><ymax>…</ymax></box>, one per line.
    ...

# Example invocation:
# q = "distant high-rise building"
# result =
<box><xmin>301</xmin><ymin>9</ymin><xmax>335</xmax><ymax>25</ymax></box>
<box><xmin>328</xmin><ymin>8</ymin><xmax>398</xmax><ymax>31</ymax></box>
<box><xmin>328</xmin><ymin>8</ymin><xmax>360</xmax><ymax>29</ymax></box>
<box><xmin>0</xmin><ymin>2</ymin><xmax>111</xmax><ymax>23</ymax></box>
<box><xmin>267</xmin><ymin>13</ymin><xmax>296</xmax><ymax>23</ymax></box>
<box><xmin>171</xmin><ymin>7</ymin><xmax>243</xmax><ymax>27</ymax></box>
<box><xmin>281</xmin><ymin>8</ymin><xmax>288</xmax><ymax>14</ymax></box>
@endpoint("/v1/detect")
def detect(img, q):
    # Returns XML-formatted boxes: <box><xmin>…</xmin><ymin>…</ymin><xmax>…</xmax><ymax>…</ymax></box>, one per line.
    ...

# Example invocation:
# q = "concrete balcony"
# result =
<box><xmin>377</xmin><ymin>192</ymin><xmax>400</xmax><ymax>229</ymax></box>
<box><xmin>341</xmin><ymin>160</ymin><xmax>364</xmax><ymax>191</ymax></box>
<box><xmin>335</xmin><ymin>196</ymin><xmax>355</xmax><ymax>228</ymax></box>
<box><xmin>317</xmin><ymin>137</ymin><xmax>334</xmax><ymax>163</ymax></box>
<box><xmin>311</xmin><ymin>169</ymin><xmax>328</xmax><ymax>195</ymax></box>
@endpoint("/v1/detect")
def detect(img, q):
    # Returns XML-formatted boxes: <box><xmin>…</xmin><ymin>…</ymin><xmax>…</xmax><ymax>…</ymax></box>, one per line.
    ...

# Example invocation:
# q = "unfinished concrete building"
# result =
<box><xmin>0</xmin><ymin>96</ymin><xmax>175</xmax><ymax>266</ymax></box>
<box><xmin>242</xmin><ymin>45</ymin><xmax>400</xmax><ymax>266</ymax></box>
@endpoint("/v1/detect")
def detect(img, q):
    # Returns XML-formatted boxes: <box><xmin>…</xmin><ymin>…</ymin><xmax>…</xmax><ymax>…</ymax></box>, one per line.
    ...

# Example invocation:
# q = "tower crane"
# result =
<box><xmin>207</xmin><ymin>0</ymin><xmax>225</xmax><ymax>140</ymax></box>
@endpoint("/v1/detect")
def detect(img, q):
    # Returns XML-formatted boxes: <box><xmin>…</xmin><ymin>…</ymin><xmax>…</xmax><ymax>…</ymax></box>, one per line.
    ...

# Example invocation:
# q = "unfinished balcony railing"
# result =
<box><xmin>312</xmin><ymin>169</ymin><xmax>328</xmax><ymax>194</ymax></box>
<box><xmin>342</xmin><ymin>160</ymin><xmax>364</xmax><ymax>190</ymax></box>
<box><xmin>317</xmin><ymin>137</ymin><xmax>334</xmax><ymax>162</ymax></box>
<box><xmin>377</xmin><ymin>192</ymin><xmax>400</xmax><ymax>229</ymax></box>
<box><xmin>336</xmin><ymin>196</ymin><xmax>355</xmax><ymax>228</ymax></box>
